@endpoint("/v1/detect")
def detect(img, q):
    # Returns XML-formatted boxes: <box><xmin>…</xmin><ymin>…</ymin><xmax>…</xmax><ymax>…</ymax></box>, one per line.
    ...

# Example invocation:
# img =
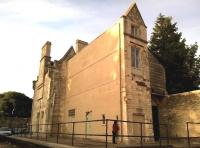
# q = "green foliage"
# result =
<box><xmin>149</xmin><ymin>14</ymin><xmax>200</xmax><ymax>94</ymax></box>
<box><xmin>0</xmin><ymin>91</ymin><xmax>32</xmax><ymax>118</ymax></box>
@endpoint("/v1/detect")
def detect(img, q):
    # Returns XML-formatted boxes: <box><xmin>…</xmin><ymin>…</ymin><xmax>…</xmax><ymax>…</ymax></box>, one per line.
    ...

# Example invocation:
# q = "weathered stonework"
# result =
<box><xmin>31</xmin><ymin>2</ymin><xmax>166</xmax><ymax>142</ymax></box>
<box><xmin>159</xmin><ymin>90</ymin><xmax>200</xmax><ymax>138</ymax></box>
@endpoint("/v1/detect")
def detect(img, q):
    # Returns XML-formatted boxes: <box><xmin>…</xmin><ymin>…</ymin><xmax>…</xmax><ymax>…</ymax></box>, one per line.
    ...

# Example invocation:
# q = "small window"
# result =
<box><xmin>131</xmin><ymin>47</ymin><xmax>140</xmax><ymax>68</ymax></box>
<box><xmin>131</xmin><ymin>25</ymin><xmax>140</xmax><ymax>37</ymax></box>
<box><xmin>68</xmin><ymin>109</ymin><xmax>75</xmax><ymax>117</ymax></box>
<box><xmin>102</xmin><ymin>114</ymin><xmax>106</xmax><ymax>124</ymax></box>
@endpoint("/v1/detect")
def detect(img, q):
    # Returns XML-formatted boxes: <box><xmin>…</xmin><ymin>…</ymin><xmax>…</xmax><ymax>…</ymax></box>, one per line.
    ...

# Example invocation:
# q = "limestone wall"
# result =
<box><xmin>31</xmin><ymin>70</ymin><xmax>53</xmax><ymax>132</ymax></box>
<box><xmin>59</xmin><ymin>19</ymin><xmax>124</xmax><ymax>137</ymax></box>
<box><xmin>31</xmin><ymin>42</ymin><xmax>54</xmax><ymax>133</ymax></box>
<box><xmin>159</xmin><ymin>90</ymin><xmax>200</xmax><ymax>137</ymax></box>
<box><xmin>123</xmin><ymin>6</ymin><xmax>153</xmax><ymax>140</ymax></box>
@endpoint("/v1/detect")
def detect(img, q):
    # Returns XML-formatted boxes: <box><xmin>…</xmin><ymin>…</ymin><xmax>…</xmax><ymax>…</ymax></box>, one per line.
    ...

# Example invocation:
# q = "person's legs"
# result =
<box><xmin>116</xmin><ymin>133</ymin><xmax>118</xmax><ymax>144</ymax></box>
<box><xmin>112</xmin><ymin>132</ymin><xmax>116</xmax><ymax>144</ymax></box>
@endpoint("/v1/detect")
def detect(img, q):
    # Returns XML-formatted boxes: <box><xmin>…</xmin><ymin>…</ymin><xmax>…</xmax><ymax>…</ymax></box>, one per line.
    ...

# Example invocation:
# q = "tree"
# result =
<box><xmin>149</xmin><ymin>14</ymin><xmax>200</xmax><ymax>94</ymax></box>
<box><xmin>0</xmin><ymin>91</ymin><xmax>32</xmax><ymax>118</ymax></box>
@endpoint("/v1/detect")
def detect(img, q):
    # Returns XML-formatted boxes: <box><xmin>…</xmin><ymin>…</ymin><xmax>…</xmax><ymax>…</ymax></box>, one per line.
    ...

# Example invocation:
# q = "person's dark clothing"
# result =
<box><xmin>112</xmin><ymin>121</ymin><xmax>120</xmax><ymax>144</ymax></box>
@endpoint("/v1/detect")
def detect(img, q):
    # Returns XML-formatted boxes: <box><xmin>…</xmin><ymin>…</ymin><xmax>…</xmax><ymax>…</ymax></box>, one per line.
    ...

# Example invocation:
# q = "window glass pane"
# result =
<box><xmin>131</xmin><ymin>26</ymin><xmax>135</xmax><ymax>36</ymax></box>
<box><xmin>131</xmin><ymin>48</ymin><xmax>135</xmax><ymax>67</ymax></box>
<box><xmin>131</xmin><ymin>26</ymin><xmax>140</xmax><ymax>37</ymax></box>
<box><xmin>131</xmin><ymin>47</ymin><xmax>140</xmax><ymax>68</ymax></box>
<box><xmin>136</xmin><ymin>49</ymin><xmax>140</xmax><ymax>68</ymax></box>
<box><xmin>68</xmin><ymin>109</ymin><xmax>75</xmax><ymax>117</ymax></box>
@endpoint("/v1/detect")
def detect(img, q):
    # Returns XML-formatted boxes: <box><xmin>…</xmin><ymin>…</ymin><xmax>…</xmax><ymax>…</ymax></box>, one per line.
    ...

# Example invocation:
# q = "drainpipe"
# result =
<box><xmin>85</xmin><ymin>111</ymin><xmax>92</xmax><ymax>138</ymax></box>
<box><xmin>118</xmin><ymin>22</ymin><xmax>123</xmax><ymax>141</ymax></box>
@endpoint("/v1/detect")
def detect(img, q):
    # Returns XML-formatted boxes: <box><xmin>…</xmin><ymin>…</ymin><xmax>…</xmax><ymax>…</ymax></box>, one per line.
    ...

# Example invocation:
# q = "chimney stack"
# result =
<box><xmin>76</xmin><ymin>39</ymin><xmax>88</xmax><ymax>52</ymax></box>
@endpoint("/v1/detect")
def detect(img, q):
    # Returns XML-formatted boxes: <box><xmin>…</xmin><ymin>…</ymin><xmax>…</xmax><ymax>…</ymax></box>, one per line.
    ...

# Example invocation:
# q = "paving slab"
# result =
<box><xmin>1</xmin><ymin>136</ymin><xmax>76</xmax><ymax>148</ymax></box>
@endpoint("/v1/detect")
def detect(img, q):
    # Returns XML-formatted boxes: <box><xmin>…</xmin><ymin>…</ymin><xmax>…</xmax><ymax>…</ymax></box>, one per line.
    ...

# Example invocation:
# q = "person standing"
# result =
<box><xmin>112</xmin><ymin>120</ymin><xmax>120</xmax><ymax>144</ymax></box>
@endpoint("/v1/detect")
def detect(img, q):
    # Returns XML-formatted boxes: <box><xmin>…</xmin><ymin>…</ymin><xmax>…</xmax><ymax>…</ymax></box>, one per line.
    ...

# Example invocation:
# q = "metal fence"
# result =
<box><xmin>11</xmin><ymin>119</ymin><xmax>200</xmax><ymax>148</ymax></box>
<box><xmin>186</xmin><ymin>122</ymin><xmax>200</xmax><ymax>148</ymax></box>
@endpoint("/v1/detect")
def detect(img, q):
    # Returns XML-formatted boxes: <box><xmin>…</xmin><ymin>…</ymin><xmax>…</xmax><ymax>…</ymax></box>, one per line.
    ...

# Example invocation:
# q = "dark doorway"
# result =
<box><xmin>152</xmin><ymin>106</ymin><xmax>160</xmax><ymax>141</ymax></box>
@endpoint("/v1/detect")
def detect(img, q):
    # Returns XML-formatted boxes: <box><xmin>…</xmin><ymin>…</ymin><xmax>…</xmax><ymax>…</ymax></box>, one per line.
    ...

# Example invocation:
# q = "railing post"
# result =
<box><xmin>37</xmin><ymin>124</ymin><xmax>39</xmax><ymax>139</ymax></box>
<box><xmin>159</xmin><ymin>124</ymin><xmax>161</xmax><ymax>148</ymax></box>
<box><xmin>187</xmin><ymin>122</ymin><xmax>190</xmax><ymax>148</ymax></box>
<box><xmin>17</xmin><ymin>127</ymin><xmax>19</xmax><ymax>136</ymax></box>
<box><xmin>140</xmin><ymin>122</ymin><xmax>143</xmax><ymax>148</ymax></box>
<box><xmin>72</xmin><ymin>122</ymin><xmax>75</xmax><ymax>146</ymax></box>
<box><xmin>105</xmin><ymin>119</ymin><xmax>108</xmax><ymax>148</ymax></box>
<box><xmin>46</xmin><ymin>124</ymin><xmax>48</xmax><ymax>141</ymax></box>
<box><xmin>24</xmin><ymin>126</ymin><xmax>26</xmax><ymax>137</ymax></box>
<box><xmin>30</xmin><ymin>125</ymin><xmax>32</xmax><ymax>139</ymax></box>
<box><xmin>56</xmin><ymin>123</ymin><xmax>60</xmax><ymax>144</ymax></box>
<box><xmin>21</xmin><ymin>127</ymin><xmax>23</xmax><ymax>137</ymax></box>
<box><xmin>28</xmin><ymin>125</ymin><xmax>29</xmax><ymax>137</ymax></box>
<box><xmin>166</xmin><ymin>124</ymin><xmax>169</xmax><ymax>147</ymax></box>
<box><xmin>17</xmin><ymin>127</ymin><xmax>21</xmax><ymax>136</ymax></box>
<box><xmin>159</xmin><ymin>138</ymin><xmax>162</xmax><ymax>148</ymax></box>
<box><xmin>27</xmin><ymin>125</ymin><xmax>29</xmax><ymax>137</ymax></box>
<box><xmin>25</xmin><ymin>125</ymin><xmax>27</xmax><ymax>137</ymax></box>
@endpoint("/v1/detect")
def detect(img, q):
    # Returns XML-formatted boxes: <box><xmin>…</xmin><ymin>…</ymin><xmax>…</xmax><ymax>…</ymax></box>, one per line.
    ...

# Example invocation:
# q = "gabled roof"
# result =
<box><xmin>148</xmin><ymin>48</ymin><xmax>164</xmax><ymax>67</ymax></box>
<box><xmin>123</xmin><ymin>2</ymin><xmax>147</xmax><ymax>27</ymax></box>
<box><xmin>59</xmin><ymin>46</ymin><xmax>76</xmax><ymax>63</ymax></box>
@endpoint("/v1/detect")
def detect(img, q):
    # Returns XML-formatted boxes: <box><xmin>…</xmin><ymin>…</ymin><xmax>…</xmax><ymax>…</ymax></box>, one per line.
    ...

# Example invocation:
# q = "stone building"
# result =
<box><xmin>31</xmin><ymin>2</ymin><xmax>166</xmax><ymax>141</ymax></box>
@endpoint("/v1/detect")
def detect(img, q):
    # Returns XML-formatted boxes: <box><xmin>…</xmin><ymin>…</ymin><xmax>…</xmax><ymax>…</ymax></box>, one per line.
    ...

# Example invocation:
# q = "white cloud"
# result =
<box><xmin>0</xmin><ymin>0</ymin><xmax>99</xmax><ymax>97</ymax></box>
<box><xmin>0</xmin><ymin>0</ymin><xmax>92</xmax><ymax>24</ymax></box>
<box><xmin>0</xmin><ymin>0</ymin><xmax>199</xmax><ymax>97</ymax></box>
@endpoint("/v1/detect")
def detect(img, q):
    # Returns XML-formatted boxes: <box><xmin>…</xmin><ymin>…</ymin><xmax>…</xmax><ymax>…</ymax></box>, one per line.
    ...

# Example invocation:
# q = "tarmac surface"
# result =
<box><xmin>2</xmin><ymin>134</ymin><xmax>200</xmax><ymax>148</ymax></box>
<box><xmin>1</xmin><ymin>135</ymin><xmax>173</xmax><ymax>148</ymax></box>
<box><xmin>0</xmin><ymin>141</ymin><xmax>19</xmax><ymax>148</ymax></box>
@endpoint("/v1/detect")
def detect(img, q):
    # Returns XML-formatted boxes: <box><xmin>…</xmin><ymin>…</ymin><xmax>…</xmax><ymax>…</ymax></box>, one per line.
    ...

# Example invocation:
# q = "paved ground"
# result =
<box><xmin>9</xmin><ymin>133</ymin><xmax>200</xmax><ymax>148</ymax></box>
<box><xmin>13</xmin><ymin>134</ymin><xmax>173</xmax><ymax>148</ymax></box>
<box><xmin>0</xmin><ymin>142</ymin><xmax>19</xmax><ymax>148</ymax></box>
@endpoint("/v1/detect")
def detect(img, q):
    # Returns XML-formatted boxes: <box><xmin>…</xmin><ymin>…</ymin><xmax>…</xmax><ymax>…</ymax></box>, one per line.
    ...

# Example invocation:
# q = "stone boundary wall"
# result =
<box><xmin>159</xmin><ymin>90</ymin><xmax>200</xmax><ymax>137</ymax></box>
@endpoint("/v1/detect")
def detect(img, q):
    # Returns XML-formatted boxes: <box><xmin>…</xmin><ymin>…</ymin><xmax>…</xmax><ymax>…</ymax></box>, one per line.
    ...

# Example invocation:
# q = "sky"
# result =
<box><xmin>0</xmin><ymin>0</ymin><xmax>199</xmax><ymax>98</ymax></box>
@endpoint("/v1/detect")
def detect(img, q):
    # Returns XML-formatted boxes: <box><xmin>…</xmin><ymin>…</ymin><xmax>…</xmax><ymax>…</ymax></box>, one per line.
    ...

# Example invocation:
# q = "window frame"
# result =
<box><xmin>131</xmin><ymin>47</ymin><xmax>140</xmax><ymax>69</ymax></box>
<box><xmin>131</xmin><ymin>25</ymin><xmax>140</xmax><ymax>37</ymax></box>
<box><xmin>68</xmin><ymin>109</ymin><xmax>75</xmax><ymax>118</ymax></box>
